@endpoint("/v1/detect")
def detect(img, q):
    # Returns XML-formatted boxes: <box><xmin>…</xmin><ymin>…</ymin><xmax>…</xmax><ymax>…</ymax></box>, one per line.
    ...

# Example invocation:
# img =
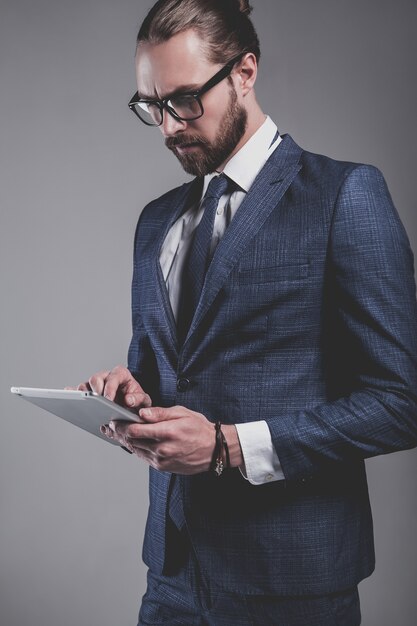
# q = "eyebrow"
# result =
<box><xmin>137</xmin><ymin>83</ymin><xmax>201</xmax><ymax>101</ymax></box>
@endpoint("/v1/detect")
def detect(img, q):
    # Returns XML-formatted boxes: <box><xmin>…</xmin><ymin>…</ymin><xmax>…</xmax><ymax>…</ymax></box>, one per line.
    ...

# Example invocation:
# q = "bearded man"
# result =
<box><xmin>77</xmin><ymin>1</ymin><xmax>417</xmax><ymax>624</ymax></box>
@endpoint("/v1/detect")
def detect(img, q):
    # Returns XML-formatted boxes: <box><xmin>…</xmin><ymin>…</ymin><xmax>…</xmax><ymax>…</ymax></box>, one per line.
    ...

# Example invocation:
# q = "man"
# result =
<box><xmin>78</xmin><ymin>1</ymin><xmax>417</xmax><ymax>624</ymax></box>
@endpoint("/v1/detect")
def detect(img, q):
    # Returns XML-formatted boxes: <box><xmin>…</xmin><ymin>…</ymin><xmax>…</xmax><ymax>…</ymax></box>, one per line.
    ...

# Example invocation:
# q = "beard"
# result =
<box><xmin>165</xmin><ymin>83</ymin><xmax>248</xmax><ymax>177</ymax></box>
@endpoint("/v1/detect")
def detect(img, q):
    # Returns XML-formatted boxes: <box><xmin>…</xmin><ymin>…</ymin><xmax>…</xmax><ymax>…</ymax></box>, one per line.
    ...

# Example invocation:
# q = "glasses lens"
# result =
<box><xmin>132</xmin><ymin>101</ymin><xmax>162</xmax><ymax>126</ymax></box>
<box><xmin>168</xmin><ymin>95</ymin><xmax>203</xmax><ymax>120</ymax></box>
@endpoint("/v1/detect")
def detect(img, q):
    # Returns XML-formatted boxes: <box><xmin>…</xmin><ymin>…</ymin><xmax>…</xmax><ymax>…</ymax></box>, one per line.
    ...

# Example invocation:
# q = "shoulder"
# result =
<box><xmin>284</xmin><ymin>136</ymin><xmax>409</xmax><ymax>251</ymax></box>
<box><xmin>299</xmin><ymin>144</ymin><xmax>379</xmax><ymax>196</ymax></box>
<box><xmin>279</xmin><ymin>134</ymin><xmax>385</xmax><ymax>202</ymax></box>
<box><xmin>293</xmin><ymin>140</ymin><xmax>397</xmax><ymax>224</ymax></box>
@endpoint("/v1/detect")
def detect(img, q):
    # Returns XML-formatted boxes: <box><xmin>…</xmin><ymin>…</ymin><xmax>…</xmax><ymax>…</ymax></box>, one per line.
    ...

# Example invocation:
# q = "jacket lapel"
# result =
<box><xmin>184</xmin><ymin>134</ymin><xmax>303</xmax><ymax>346</ymax></box>
<box><xmin>148</xmin><ymin>178</ymin><xmax>202</xmax><ymax>355</ymax></box>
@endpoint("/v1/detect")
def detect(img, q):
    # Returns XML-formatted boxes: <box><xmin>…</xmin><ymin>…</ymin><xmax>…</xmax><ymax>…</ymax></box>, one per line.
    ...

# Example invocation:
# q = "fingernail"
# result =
<box><xmin>126</xmin><ymin>395</ymin><xmax>135</xmax><ymax>407</ymax></box>
<box><xmin>141</xmin><ymin>408</ymin><xmax>152</xmax><ymax>418</ymax></box>
<box><xmin>109</xmin><ymin>421</ymin><xmax>116</xmax><ymax>432</ymax></box>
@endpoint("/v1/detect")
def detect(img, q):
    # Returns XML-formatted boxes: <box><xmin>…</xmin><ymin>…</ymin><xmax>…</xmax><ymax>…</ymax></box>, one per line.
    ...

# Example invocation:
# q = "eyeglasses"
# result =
<box><xmin>128</xmin><ymin>53</ymin><xmax>244</xmax><ymax>127</ymax></box>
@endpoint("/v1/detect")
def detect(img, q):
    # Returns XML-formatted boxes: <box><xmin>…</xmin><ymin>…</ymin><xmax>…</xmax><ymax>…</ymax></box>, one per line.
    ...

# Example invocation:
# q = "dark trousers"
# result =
<box><xmin>138</xmin><ymin>528</ymin><xmax>361</xmax><ymax>626</ymax></box>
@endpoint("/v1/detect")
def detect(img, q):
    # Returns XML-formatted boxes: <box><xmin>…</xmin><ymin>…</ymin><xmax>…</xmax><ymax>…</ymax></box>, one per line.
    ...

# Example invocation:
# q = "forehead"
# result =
<box><xmin>135</xmin><ymin>29</ymin><xmax>217</xmax><ymax>99</ymax></box>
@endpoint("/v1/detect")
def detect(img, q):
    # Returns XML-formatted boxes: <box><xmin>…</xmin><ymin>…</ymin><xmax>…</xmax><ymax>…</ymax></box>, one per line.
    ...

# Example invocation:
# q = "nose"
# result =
<box><xmin>160</xmin><ymin>109</ymin><xmax>187</xmax><ymax>137</ymax></box>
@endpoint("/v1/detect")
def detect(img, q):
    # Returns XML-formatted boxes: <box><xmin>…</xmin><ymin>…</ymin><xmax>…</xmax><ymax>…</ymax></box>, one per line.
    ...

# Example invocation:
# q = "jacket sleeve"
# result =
<box><xmin>127</xmin><ymin>212</ymin><xmax>160</xmax><ymax>403</ymax></box>
<box><xmin>268</xmin><ymin>165</ymin><xmax>417</xmax><ymax>480</ymax></box>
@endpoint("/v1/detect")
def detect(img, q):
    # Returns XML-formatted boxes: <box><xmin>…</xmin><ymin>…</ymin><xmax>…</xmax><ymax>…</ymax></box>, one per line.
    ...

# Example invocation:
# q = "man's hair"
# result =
<box><xmin>136</xmin><ymin>0</ymin><xmax>260</xmax><ymax>65</ymax></box>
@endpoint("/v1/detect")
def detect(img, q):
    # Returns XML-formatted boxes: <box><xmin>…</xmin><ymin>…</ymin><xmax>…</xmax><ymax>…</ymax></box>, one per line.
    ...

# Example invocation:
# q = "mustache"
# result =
<box><xmin>165</xmin><ymin>135</ymin><xmax>208</xmax><ymax>150</ymax></box>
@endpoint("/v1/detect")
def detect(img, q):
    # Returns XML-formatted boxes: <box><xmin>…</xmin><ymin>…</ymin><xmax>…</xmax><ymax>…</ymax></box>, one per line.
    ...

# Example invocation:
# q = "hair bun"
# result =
<box><xmin>237</xmin><ymin>0</ymin><xmax>253</xmax><ymax>15</ymax></box>
<box><xmin>221</xmin><ymin>0</ymin><xmax>253</xmax><ymax>17</ymax></box>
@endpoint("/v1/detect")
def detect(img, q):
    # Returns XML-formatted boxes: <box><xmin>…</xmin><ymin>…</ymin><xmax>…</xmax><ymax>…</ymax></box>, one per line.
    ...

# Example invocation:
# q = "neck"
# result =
<box><xmin>218</xmin><ymin>104</ymin><xmax>267</xmax><ymax>171</ymax></box>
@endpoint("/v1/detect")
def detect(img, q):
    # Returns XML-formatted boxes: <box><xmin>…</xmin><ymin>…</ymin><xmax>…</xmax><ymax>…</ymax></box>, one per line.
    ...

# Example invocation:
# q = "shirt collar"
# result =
<box><xmin>202</xmin><ymin>116</ymin><xmax>281</xmax><ymax>195</ymax></box>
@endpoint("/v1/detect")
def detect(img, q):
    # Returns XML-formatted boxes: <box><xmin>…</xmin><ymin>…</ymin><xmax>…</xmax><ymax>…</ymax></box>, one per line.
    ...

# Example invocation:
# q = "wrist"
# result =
<box><xmin>221</xmin><ymin>424</ymin><xmax>244</xmax><ymax>468</ymax></box>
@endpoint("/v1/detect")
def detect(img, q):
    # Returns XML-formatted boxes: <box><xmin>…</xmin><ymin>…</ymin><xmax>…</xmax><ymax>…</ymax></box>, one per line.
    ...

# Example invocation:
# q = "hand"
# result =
<box><xmin>101</xmin><ymin>406</ymin><xmax>243</xmax><ymax>474</ymax></box>
<box><xmin>66</xmin><ymin>365</ymin><xmax>152</xmax><ymax>410</ymax></box>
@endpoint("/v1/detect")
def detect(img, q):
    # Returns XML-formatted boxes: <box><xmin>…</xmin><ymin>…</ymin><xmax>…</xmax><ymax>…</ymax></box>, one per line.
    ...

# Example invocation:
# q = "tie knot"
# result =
<box><xmin>204</xmin><ymin>174</ymin><xmax>231</xmax><ymax>201</ymax></box>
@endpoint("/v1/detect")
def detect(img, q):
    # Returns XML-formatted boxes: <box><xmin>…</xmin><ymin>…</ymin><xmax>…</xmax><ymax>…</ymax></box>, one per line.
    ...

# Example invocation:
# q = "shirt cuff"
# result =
<box><xmin>235</xmin><ymin>420</ymin><xmax>285</xmax><ymax>485</ymax></box>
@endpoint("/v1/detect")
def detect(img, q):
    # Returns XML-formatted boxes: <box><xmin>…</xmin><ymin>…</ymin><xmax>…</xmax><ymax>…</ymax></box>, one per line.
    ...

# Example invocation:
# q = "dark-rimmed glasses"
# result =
<box><xmin>128</xmin><ymin>53</ymin><xmax>244</xmax><ymax>127</ymax></box>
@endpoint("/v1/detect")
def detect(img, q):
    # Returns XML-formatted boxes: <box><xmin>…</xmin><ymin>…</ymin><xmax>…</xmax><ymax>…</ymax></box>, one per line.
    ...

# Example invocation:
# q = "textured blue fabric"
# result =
<box><xmin>138</xmin><ymin>537</ymin><xmax>361</xmax><ymax>625</ymax></box>
<box><xmin>167</xmin><ymin>474</ymin><xmax>185</xmax><ymax>531</ymax></box>
<box><xmin>177</xmin><ymin>174</ymin><xmax>230</xmax><ymax>343</ymax></box>
<box><xmin>128</xmin><ymin>134</ymin><xmax>417</xmax><ymax>595</ymax></box>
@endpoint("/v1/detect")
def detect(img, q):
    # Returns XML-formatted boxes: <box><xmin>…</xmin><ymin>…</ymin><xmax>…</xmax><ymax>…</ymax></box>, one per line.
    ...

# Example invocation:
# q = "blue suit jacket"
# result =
<box><xmin>127</xmin><ymin>134</ymin><xmax>417</xmax><ymax>595</ymax></box>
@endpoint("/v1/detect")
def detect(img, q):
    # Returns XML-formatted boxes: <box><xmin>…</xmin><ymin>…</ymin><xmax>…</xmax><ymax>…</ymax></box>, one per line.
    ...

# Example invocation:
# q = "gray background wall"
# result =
<box><xmin>1</xmin><ymin>1</ymin><xmax>416</xmax><ymax>624</ymax></box>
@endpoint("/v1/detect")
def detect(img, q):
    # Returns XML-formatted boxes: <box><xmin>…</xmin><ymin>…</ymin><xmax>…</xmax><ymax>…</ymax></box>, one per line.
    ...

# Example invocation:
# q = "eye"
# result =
<box><xmin>134</xmin><ymin>101</ymin><xmax>162</xmax><ymax>125</ymax></box>
<box><xmin>168</xmin><ymin>94</ymin><xmax>201</xmax><ymax>116</ymax></box>
<box><xmin>138</xmin><ymin>102</ymin><xmax>159</xmax><ymax>114</ymax></box>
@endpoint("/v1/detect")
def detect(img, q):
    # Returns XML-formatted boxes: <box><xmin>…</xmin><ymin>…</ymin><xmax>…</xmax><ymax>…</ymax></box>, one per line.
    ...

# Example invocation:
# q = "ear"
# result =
<box><xmin>234</xmin><ymin>52</ymin><xmax>258</xmax><ymax>97</ymax></box>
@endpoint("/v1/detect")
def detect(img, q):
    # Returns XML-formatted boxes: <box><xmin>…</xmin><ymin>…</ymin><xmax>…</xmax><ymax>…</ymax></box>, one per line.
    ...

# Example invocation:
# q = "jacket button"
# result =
<box><xmin>177</xmin><ymin>377</ymin><xmax>190</xmax><ymax>392</ymax></box>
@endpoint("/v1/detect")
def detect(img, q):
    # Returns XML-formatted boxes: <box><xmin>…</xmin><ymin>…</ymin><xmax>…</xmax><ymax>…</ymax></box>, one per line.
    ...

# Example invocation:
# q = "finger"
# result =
<box><xmin>130</xmin><ymin>446</ymin><xmax>154</xmax><ymax>465</ymax></box>
<box><xmin>108</xmin><ymin>419</ymin><xmax>132</xmax><ymax>435</ymax></box>
<box><xmin>127</xmin><ymin>439</ymin><xmax>157</xmax><ymax>454</ymax></box>
<box><xmin>109</xmin><ymin>420</ymin><xmax>152</xmax><ymax>439</ymax></box>
<box><xmin>110</xmin><ymin>420</ymin><xmax>161</xmax><ymax>442</ymax></box>
<box><xmin>70</xmin><ymin>382</ymin><xmax>91</xmax><ymax>391</ymax></box>
<box><xmin>128</xmin><ymin>438</ymin><xmax>158</xmax><ymax>448</ymax></box>
<box><xmin>101</xmin><ymin>424</ymin><xmax>131</xmax><ymax>451</ymax></box>
<box><xmin>100</xmin><ymin>424</ymin><xmax>114</xmax><ymax>438</ymax></box>
<box><xmin>100</xmin><ymin>424</ymin><xmax>153</xmax><ymax>460</ymax></box>
<box><xmin>88</xmin><ymin>370</ymin><xmax>110</xmax><ymax>395</ymax></box>
<box><xmin>101</xmin><ymin>424</ymin><xmax>127</xmax><ymax>442</ymax></box>
<box><xmin>123</xmin><ymin>384</ymin><xmax>152</xmax><ymax>409</ymax></box>
<box><xmin>139</xmin><ymin>406</ymin><xmax>186</xmax><ymax>422</ymax></box>
<box><xmin>102</xmin><ymin>366</ymin><xmax>133</xmax><ymax>402</ymax></box>
<box><xmin>108</xmin><ymin>367</ymin><xmax>151</xmax><ymax>409</ymax></box>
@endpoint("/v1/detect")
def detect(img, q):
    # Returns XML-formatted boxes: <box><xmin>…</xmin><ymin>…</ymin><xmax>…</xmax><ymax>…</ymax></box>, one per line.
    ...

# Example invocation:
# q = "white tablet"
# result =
<box><xmin>11</xmin><ymin>387</ymin><xmax>142</xmax><ymax>447</ymax></box>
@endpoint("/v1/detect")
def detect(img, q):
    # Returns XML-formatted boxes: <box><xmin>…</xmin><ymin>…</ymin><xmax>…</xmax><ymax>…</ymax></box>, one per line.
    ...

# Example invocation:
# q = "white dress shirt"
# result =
<box><xmin>159</xmin><ymin>116</ymin><xmax>285</xmax><ymax>484</ymax></box>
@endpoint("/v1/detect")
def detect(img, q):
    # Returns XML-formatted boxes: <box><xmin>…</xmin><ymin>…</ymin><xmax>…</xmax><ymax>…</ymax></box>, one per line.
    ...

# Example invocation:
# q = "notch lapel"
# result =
<box><xmin>183</xmin><ymin>134</ymin><xmax>303</xmax><ymax>347</ymax></box>
<box><xmin>146</xmin><ymin>178</ymin><xmax>202</xmax><ymax>357</ymax></box>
